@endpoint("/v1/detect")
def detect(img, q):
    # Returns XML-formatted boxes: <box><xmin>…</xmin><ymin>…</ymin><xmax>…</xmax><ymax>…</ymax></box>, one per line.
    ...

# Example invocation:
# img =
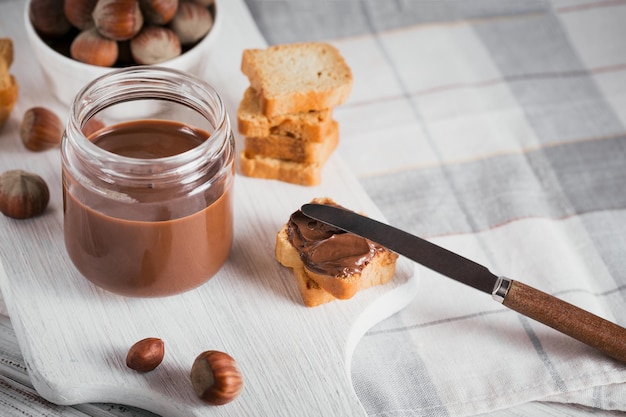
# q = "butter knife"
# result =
<box><xmin>301</xmin><ymin>203</ymin><xmax>626</xmax><ymax>364</ymax></box>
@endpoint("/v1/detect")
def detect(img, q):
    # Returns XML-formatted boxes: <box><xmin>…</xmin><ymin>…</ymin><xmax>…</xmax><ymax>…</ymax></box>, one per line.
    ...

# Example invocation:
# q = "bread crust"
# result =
<box><xmin>0</xmin><ymin>39</ymin><xmax>16</xmax><ymax>129</ymax></box>
<box><xmin>237</xmin><ymin>87</ymin><xmax>334</xmax><ymax>141</ymax></box>
<box><xmin>243</xmin><ymin>120</ymin><xmax>338</xmax><ymax>163</ymax></box>
<box><xmin>239</xmin><ymin>152</ymin><xmax>325</xmax><ymax>186</ymax></box>
<box><xmin>0</xmin><ymin>75</ymin><xmax>17</xmax><ymax>129</ymax></box>
<box><xmin>241</xmin><ymin>42</ymin><xmax>353</xmax><ymax>117</ymax></box>
<box><xmin>0</xmin><ymin>60</ymin><xmax>11</xmax><ymax>91</ymax></box>
<box><xmin>0</xmin><ymin>38</ymin><xmax>13</xmax><ymax>67</ymax></box>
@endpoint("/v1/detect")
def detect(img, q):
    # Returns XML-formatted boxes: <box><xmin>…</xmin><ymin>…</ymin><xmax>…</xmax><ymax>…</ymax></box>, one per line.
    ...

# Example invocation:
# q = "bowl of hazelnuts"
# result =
<box><xmin>25</xmin><ymin>0</ymin><xmax>219</xmax><ymax>106</ymax></box>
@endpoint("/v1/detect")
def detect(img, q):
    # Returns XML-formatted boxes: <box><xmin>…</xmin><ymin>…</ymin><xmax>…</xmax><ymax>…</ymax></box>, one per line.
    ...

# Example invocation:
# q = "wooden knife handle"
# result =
<box><xmin>500</xmin><ymin>279</ymin><xmax>626</xmax><ymax>363</ymax></box>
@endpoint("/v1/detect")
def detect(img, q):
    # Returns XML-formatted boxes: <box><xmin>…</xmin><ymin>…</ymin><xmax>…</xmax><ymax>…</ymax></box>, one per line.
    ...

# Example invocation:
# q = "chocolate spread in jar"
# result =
<box><xmin>286</xmin><ymin>205</ymin><xmax>385</xmax><ymax>277</ymax></box>
<box><xmin>63</xmin><ymin>119</ymin><xmax>233</xmax><ymax>297</ymax></box>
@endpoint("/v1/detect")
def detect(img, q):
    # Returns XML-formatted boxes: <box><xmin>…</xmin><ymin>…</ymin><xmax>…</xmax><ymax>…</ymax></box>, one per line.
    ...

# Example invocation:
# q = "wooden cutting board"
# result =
<box><xmin>0</xmin><ymin>1</ymin><xmax>419</xmax><ymax>415</ymax></box>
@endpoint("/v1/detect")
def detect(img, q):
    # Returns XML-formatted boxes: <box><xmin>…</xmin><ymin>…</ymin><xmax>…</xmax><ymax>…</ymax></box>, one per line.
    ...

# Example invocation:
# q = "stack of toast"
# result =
<box><xmin>0</xmin><ymin>38</ymin><xmax>17</xmax><ymax>129</ymax></box>
<box><xmin>237</xmin><ymin>42</ymin><xmax>353</xmax><ymax>186</ymax></box>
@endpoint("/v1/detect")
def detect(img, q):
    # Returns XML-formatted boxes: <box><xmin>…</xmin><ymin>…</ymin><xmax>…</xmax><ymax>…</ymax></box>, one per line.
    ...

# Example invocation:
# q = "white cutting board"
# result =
<box><xmin>0</xmin><ymin>166</ymin><xmax>419</xmax><ymax>417</ymax></box>
<box><xmin>0</xmin><ymin>0</ymin><xmax>419</xmax><ymax>416</ymax></box>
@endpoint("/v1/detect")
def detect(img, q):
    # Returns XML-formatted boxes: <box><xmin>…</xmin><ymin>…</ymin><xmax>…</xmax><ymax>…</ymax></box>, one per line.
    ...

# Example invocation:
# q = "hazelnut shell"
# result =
<box><xmin>93</xmin><ymin>0</ymin><xmax>144</xmax><ymax>41</ymax></box>
<box><xmin>139</xmin><ymin>0</ymin><xmax>179</xmax><ymax>25</ymax></box>
<box><xmin>64</xmin><ymin>0</ymin><xmax>98</xmax><ymax>30</ymax></box>
<box><xmin>191</xmin><ymin>350</ymin><xmax>243</xmax><ymax>405</ymax></box>
<box><xmin>20</xmin><ymin>107</ymin><xmax>64</xmax><ymax>151</ymax></box>
<box><xmin>70</xmin><ymin>27</ymin><xmax>119</xmax><ymax>67</ymax></box>
<box><xmin>29</xmin><ymin>0</ymin><xmax>72</xmax><ymax>38</ymax></box>
<box><xmin>0</xmin><ymin>170</ymin><xmax>50</xmax><ymax>219</ymax></box>
<box><xmin>169</xmin><ymin>1</ymin><xmax>212</xmax><ymax>45</ymax></box>
<box><xmin>130</xmin><ymin>26</ymin><xmax>181</xmax><ymax>65</ymax></box>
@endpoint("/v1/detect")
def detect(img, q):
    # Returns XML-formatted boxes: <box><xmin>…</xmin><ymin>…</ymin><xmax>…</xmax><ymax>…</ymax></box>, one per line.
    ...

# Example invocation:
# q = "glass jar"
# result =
<box><xmin>61</xmin><ymin>67</ymin><xmax>235</xmax><ymax>297</ymax></box>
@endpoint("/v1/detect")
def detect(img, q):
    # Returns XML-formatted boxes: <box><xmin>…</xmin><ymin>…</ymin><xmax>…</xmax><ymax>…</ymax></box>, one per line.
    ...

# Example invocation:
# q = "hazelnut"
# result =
<box><xmin>139</xmin><ymin>0</ymin><xmax>179</xmax><ymax>25</ymax></box>
<box><xmin>64</xmin><ymin>0</ymin><xmax>98</xmax><ymax>30</ymax></box>
<box><xmin>29</xmin><ymin>0</ymin><xmax>72</xmax><ymax>38</ymax></box>
<box><xmin>169</xmin><ymin>1</ymin><xmax>212</xmax><ymax>45</ymax></box>
<box><xmin>93</xmin><ymin>0</ymin><xmax>144</xmax><ymax>41</ymax></box>
<box><xmin>0</xmin><ymin>170</ymin><xmax>50</xmax><ymax>219</ymax></box>
<box><xmin>70</xmin><ymin>27</ymin><xmax>119</xmax><ymax>67</ymax></box>
<box><xmin>130</xmin><ymin>26</ymin><xmax>181</xmax><ymax>65</ymax></box>
<box><xmin>191</xmin><ymin>350</ymin><xmax>243</xmax><ymax>405</ymax></box>
<box><xmin>126</xmin><ymin>338</ymin><xmax>165</xmax><ymax>372</ymax></box>
<box><xmin>20</xmin><ymin>107</ymin><xmax>64</xmax><ymax>152</ymax></box>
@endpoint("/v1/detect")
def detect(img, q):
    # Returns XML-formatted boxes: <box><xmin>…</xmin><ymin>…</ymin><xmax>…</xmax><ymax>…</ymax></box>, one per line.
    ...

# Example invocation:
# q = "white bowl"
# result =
<box><xmin>24</xmin><ymin>0</ymin><xmax>221</xmax><ymax>106</ymax></box>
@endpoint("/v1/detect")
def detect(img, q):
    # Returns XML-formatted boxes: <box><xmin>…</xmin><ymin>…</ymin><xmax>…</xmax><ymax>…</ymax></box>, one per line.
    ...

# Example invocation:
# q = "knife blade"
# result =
<box><xmin>301</xmin><ymin>203</ymin><xmax>626</xmax><ymax>364</ymax></box>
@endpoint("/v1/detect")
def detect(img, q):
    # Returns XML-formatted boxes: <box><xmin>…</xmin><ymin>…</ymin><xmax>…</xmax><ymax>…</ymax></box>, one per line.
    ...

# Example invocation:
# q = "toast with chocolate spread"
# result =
<box><xmin>275</xmin><ymin>198</ymin><xmax>398</xmax><ymax>307</ymax></box>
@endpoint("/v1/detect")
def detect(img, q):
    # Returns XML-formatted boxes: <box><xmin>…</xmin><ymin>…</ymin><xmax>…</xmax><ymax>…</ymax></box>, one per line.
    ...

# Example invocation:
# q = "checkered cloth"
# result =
<box><xmin>246</xmin><ymin>0</ymin><xmax>626</xmax><ymax>415</ymax></box>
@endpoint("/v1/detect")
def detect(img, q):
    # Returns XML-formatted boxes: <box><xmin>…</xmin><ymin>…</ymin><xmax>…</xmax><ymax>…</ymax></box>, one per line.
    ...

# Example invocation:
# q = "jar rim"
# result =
<box><xmin>65</xmin><ymin>66</ymin><xmax>230</xmax><ymax>175</ymax></box>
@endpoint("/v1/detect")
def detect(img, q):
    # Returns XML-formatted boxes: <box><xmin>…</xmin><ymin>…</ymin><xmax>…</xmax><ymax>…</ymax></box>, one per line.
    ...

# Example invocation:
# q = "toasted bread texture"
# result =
<box><xmin>0</xmin><ymin>39</ymin><xmax>17</xmax><ymax>129</ymax></box>
<box><xmin>237</xmin><ymin>87</ymin><xmax>334</xmax><ymax>141</ymax></box>
<box><xmin>0</xmin><ymin>38</ymin><xmax>13</xmax><ymax>67</ymax></box>
<box><xmin>0</xmin><ymin>77</ymin><xmax>18</xmax><ymax>128</ymax></box>
<box><xmin>275</xmin><ymin>198</ymin><xmax>398</xmax><ymax>306</ymax></box>
<box><xmin>244</xmin><ymin>120</ymin><xmax>338</xmax><ymax>163</ymax></box>
<box><xmin>238</xmin><ymin>112</ymin><xmax>334</xmax><ymax>142</ymax></box>
<box><xmin>239</xmin><ymin>152</ymin><xmax>326</xmax><ymax>186</ymax></box>
<box><xmin>0</xmin><ymin>60</ymin><xmax>11</xmax><ymax>91</ymax></box>
<box><xmin>241</xmin><ymin>42</ymin><xmax>353</xmax><ymax>117</ymax></box>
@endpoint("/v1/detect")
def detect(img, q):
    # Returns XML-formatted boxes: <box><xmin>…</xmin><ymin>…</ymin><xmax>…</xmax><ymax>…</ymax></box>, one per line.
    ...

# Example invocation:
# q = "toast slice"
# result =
<box><xmin>243</xmin><ymin>120</ymin><xmax>338</xmax><ymax>163</ymax></box>
<box><xmin>0</xmin><ymin>60</ymin><xmax>11</xmax><ymax>90</ymax></box>
<box><xmin>0</xmin><ymin>39</ymin><xmax>17</xmax><ymax>129</ymax></box>
<box><xmin>239</xmin><ymin>152</ymin><xmax>325</xmax><ymax>186</ymax></box>
<box><xmin>0</xmin><ymin>75</ymin><xmax>18</xmax><ymax>128</ymax></box>
<box><xmin>237</xmin><ymin>87</ymin><xmax>334</xmax><ymax>141</ymax></box>
<box><xmin>241</xmin><ymin>42</ymin><xmax>353</xmax><ymax>117</ymax></box>
<box><xmin>275</xmin><ymin>198</ymin><xmax>398</xmax><ymax>306</ymax></box>
<box><xmin>0</xmin><ymin>38</ymin><xmax>13</xmax><ymax>67</ymax></box>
